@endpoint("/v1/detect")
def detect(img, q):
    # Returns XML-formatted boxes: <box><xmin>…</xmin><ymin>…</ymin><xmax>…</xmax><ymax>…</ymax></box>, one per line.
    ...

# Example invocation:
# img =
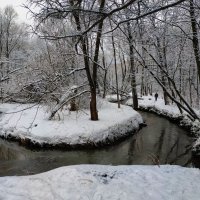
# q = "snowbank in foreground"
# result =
<box><xmin>0</xmin><ymin>100</ymin><xmax>143</xmax><ymax>147</ymax></box>
<box><xmin>0</xmin><ymin>165</ymin><xmax>199</xmax><ymax>200</ymax></box>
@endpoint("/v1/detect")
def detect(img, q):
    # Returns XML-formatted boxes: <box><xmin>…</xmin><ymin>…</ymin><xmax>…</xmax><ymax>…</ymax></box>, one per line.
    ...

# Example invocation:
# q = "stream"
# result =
<box><xmin>0</xmin><ymin>111</ymin><xmax>198</xmax><ymax>176</ymax></box>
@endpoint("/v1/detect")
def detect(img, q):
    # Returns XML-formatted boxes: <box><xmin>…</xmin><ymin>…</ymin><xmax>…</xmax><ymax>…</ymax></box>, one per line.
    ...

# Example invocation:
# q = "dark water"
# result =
<box><xmin>0</xmin><ymin>111</ymin><xmax>197</xmax><ymax>176</ymax></box>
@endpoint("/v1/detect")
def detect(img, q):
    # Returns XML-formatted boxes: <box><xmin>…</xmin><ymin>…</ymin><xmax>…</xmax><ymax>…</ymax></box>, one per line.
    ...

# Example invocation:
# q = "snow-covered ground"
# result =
<box><xmin>126</xmin><ymin>95</ymin><xmax>181</xmax><ymax>116</ymax></box>
<box><xmin>0</xmin><ymin>164</ymin><xmax>200</xmax><ymax>200</ymax></box>
<box><xmin>0</xmin><ymin>99</ymin><xmax>143</xmax><ymax>147</ymax></box>
<box><xmin>105</xmin><ymin>94</ymin><xmax>128</xmax><ymax>102</ymax></box>
<box><xmin>107</xmin><ymin>94</ymin><xmax>182</xmax><ymax>118</ymax></box>
<box><xmin>0</xmin><ymin>97</ymin><xmax>199</xmax><ymax>200</ymax></box>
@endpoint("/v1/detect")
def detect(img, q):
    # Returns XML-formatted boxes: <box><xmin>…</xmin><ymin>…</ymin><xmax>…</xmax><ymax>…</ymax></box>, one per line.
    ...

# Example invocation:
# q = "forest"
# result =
<box><xmin>0</xmin><ymin>0</ymin><xmax>199</xmax><ymax>120</ymax></box>
<box><xmin>0</xmin><ymin>0</ymin><xmax>200</xmax><ymax>199</ymax></box>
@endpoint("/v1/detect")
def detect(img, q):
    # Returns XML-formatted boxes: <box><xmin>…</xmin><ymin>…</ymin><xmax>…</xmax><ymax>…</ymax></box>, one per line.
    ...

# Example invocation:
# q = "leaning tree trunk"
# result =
<box><xmin>133</xmin><ymin>43</ymin><xmax>199</xmax><ymax>120</ymax></box>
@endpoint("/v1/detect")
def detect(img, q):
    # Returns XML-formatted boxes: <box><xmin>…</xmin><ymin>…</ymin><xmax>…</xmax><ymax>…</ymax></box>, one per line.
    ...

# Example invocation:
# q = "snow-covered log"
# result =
<box><xmin>48</xmin><ymin>86</ymin><xmax>89</xmax><ymax>120</ymax></box>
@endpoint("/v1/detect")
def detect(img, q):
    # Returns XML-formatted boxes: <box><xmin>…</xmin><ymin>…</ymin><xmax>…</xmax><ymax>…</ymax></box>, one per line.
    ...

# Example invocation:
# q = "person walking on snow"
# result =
<box><xmin>155</xmin><ymin>92</ymin><xmax>158</xmax><ymax>101</ymax></box>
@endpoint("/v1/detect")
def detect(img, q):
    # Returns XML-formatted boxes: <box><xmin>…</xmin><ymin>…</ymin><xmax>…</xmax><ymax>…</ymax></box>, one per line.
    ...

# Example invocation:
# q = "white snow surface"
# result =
<box><xmin>0</xmin><ymin>100</ymin><xmax>143</xmax><ymax>145</ymax></box>
<box><xmin>105</xmin><ymin>94</ymin><xmax>128</xmax><ymax>102</ymax></box>
<box><xmin>0</xmin><ymin>165</ymin><xmax>200</xmax><ymax>200</ymax></box>
<box><xmin>126</xmin><ymin>95</ymin><xmax>181</xmax><ymax>117</ymax></box>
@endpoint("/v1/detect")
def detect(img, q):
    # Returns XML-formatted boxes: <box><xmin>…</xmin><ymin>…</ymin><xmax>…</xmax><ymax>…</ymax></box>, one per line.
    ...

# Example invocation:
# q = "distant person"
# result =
<box><xmin>155</xmin><ymin>92</ymin><xmax>158</xmax><ymax>101</ymax></box>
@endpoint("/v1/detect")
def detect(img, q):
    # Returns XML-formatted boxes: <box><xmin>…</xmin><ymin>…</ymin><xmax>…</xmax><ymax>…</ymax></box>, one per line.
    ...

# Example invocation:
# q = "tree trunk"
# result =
<box><xmin>127</xmin><ymin>21</ymin><xmax>138</xmax><ymax>110</ymax></box>
<box><xmin>111</xmin><ymin>31</ymin><xmax>120</xmax><ymax>108</ymax></box>
<box><xmin>101</xmin><ymin>42</ymin><xmax>107</xmax><ymax>98</ymax></box>
<box><xmin>91</xmin><ymin>0</ymin><xmax>106</xmax><ymax>120</ymax></box>
<box><xmin>90</xmin><ymin>88</ymin><xmax>98</xmax><ymax>120</ymax></box>
<box><xmin>156</xmin><ymin>37</ymin><xmax>170</xmax><ymax>105</ymax></box>
<box><xmin>190</xmin><ymin>0</ymin><xmax>200</xmax><ymax>82</ymax></box>
<box><xmin>70</xmin><ymin>0</ymin><xmax>106</xmax><ymax>120</ymax></box>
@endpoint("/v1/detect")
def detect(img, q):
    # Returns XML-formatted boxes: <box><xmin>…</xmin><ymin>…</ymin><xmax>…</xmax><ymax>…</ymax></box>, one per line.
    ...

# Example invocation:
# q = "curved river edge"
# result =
<box><xmin>0</xmin><ymin>101</ymin><xmax>146</xmax><ymax>151</ymax></box>
<box><xmin>0</xmin><ymin>124</ymin><xmax>146</xmax><ymax>151</ymax></box>
<box><xmin>138</xmin><ymin>105</ymin><xmax>200</xmax><ymax>155</ymax></box>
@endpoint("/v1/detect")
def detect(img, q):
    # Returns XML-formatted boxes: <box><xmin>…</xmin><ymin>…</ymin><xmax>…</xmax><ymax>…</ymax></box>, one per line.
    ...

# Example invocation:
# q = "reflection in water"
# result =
<box><xmin>0</xmin><ymin>111</ymin><xmax>198</xmax><ymax>176</ymax></box>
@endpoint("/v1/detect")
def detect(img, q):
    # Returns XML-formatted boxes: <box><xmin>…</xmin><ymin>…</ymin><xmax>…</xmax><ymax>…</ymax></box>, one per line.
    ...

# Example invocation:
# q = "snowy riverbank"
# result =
<box><xmin>0</xmin><ymin>100</ymin><xmax>143</xmax><ymax>149</ymax></box>
<box><xmin>0</xmin><ymin>164</ymin><xmax>200</xmax><ymax>200</ymax></box>
<box><xmin>126</xmin><ymin>95</ymin><xmax>185</xmax><ymax>120</ymax></box>
<box><xmin>126</xmin><ymin>95</ymin><xmax>200</xmax><ymax>154</ymax></box>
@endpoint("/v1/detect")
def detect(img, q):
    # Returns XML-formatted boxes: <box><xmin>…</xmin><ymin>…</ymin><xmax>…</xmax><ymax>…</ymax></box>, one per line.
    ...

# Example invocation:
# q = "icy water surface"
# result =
<box><xmin>0</xmin><ymin>111</ymin><xmax>198</xmax><ymax>176</ymax></box>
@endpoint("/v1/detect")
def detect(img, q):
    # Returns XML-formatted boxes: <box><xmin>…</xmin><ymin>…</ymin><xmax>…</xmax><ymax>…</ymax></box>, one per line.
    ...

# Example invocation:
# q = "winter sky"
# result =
<box><xmin>0</xmin><ymin>0</ymin><xmax>31</xmax><ymax>24</ymax></box>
